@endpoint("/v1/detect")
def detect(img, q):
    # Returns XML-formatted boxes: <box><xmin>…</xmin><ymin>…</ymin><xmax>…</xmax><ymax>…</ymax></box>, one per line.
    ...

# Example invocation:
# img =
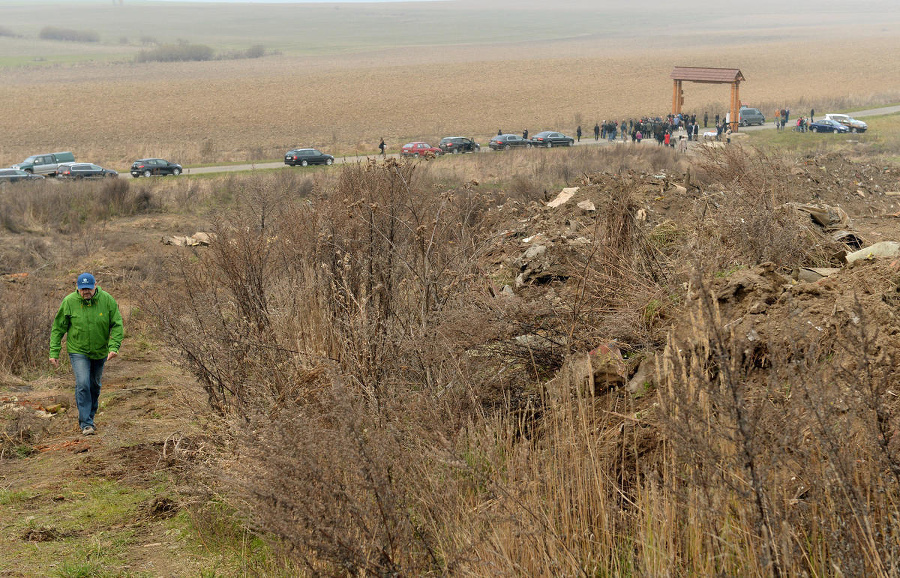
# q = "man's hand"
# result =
<box><xmin>49</xmin><ymin>358</ymin><xmax>59</xmax><ymax>368</ymax></box>
<box><xmin>107</xmin><ymin>351</ymin><xmax>118</xmax><ymax>361</ymax></box>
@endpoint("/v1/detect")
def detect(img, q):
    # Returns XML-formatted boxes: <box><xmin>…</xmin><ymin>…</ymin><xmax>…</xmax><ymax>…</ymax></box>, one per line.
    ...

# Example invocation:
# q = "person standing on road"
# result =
<box><xmin>49</xmin><ymin>273</ymin><xmax>123</xmax><ymax>436</ymax></box>
<box><xmin>498</xmin><ymin>129</ymin><xmax>503</xmax><ymax>136</ymax></box>
<box><xmin>594</xmin><ymin>123</ymin><xmax>600</xmax><ymax>141</ymax></box>
<box><xmin>576</xmin><ymin>125</ymin><xmax>582</xmax><ymax>142</ymax></box>
<box><xmin>523</xmin><ymin>129</ymin><xmax>528</xmax><ymax>140</ymax></box>
<box><xmin>810</xmin><ymin>108</ymin><xmax>815</xmax><ymax>121</ymax></box>
<box><xmin>703</xmin><ymin>112</ymin><xmax>708</xmax><ymax>128</ymax></box>
<box><xmin>378</xmin><ymin>138</ymin><xmax>386</xmax><ymax>156</ymax></box>
<box><xmin>714</xmin><ymin>113</ymin><xmax>720</xmax><ymax>127</ymax></box>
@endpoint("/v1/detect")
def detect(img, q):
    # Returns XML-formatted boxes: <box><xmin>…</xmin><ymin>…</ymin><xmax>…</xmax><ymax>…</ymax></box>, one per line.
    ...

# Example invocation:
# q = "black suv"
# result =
<box><xmin>439</xmin><ymin>137</ymin><xmax>480</xmax><ymax>154</ymax></box>
<box><xmin>131</xmin><ymin>158</ymin><xmax>182</xmax><ymax>177</ymax></box>
<box><xmin>284</xmin><ymin>148</ymin><xmax>334</xmax><ymax>167</ymax></box>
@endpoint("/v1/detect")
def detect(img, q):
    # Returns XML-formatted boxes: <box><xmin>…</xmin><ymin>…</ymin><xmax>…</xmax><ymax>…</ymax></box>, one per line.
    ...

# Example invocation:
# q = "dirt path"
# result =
<box><xmin>0</xmin><ymin>344</ymin><xmax>224</xmax><ymax>575</ymax></box>
<box><xmin>0</xmin><ymin>215</ymin><xmax>237</xmax><ymax>575</ymax></box>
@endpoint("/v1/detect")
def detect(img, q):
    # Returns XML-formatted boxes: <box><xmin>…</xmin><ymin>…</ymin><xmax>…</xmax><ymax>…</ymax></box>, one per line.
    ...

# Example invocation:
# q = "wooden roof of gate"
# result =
<box><xmin>670</xmin><ymin>67</ymin><xmax>744</xmax><ymax>83</ymax></box>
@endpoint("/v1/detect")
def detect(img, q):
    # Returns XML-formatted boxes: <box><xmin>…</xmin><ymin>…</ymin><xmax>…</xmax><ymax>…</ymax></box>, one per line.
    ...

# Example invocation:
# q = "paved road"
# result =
<box><xmin>127</xmin><ymin>104</ymin><xmax>900</xmax><ymax>179</ymax></box>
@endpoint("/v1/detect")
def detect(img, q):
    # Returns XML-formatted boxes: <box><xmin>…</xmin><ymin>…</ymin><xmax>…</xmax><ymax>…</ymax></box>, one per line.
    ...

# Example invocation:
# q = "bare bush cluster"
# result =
<box><xmin>136</xmin><ymin>43</ymin><xmax>214</xmax><ymax>63</ymax></box>
<box><xmin>153</xmin><ymin>147</ymin><xmax>900</xmax><ymax>574</ymax></box>
<box><xmin>681</xmin><ymin>144</ymin><xmax>845</xmax><ymax>271</ymax></box>
<box><xmin>0</xmin><ymin>179</ymin><xmax>157</xmax><ymax>235</ymax></box>
<box><xmin>38</xmin><ymin>27</ymin><xmax>99</xmax><ymax>43</ymax></box>
<box><xmin>0</xmin><ymin>284</ymin><xmax>52</xmax><ymax>375</ymax></box>
<box><xmin>658</xmin><ymin>275</ymin><xmax>900</xmax><ymax>576</ymax></box>
<box><xmin>155</xmin><ymin>156</ymin><xmax>684</xmax><ymax>573</ymax></box>
<box><xmin>135</xmin><ymin>43</ymin><xmax>269</xmax><ymax>64</ymax></box>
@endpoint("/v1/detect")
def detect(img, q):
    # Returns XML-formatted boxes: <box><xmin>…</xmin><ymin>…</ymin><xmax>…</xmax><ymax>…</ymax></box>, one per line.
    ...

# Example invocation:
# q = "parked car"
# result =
<box><xmin>809</xmin><ymin>119</ymin><xmax>850</xmax><ymax>133</ymax></box>
<box><xmin>0</xmin><ymin>168</ymin><xmax>45</xmax><ymax>183</ymax></box>
<box><xmin>738</xmin><ymin>107</ymin><xmax>766</xmax><ymax>126</ymax></box>
<box><xmin>530</xmin><ymin>131</ymin><xmax>574</xmax><ymax>148</ymax></box>
<box><xmin>284</xmin><ymin>148</ymin><xmax>334</xmax><ymax>167</ymax></box>
<box><xmin>824</xmin><ymin>113</ymin><xmax>867</xmax><ymax>133</ymax></box>
<box><xmin>489</xmin><ymin>134</ymin><xmax>532</xmax><ymax>150</ymax></box>
<box><xmin>12</xmin><ymin>151</ymin><xmax>75</xmax><ymax>176</ymax></box>
<box><xmin>439</xmin><ymin>136</ymin><xmax>480</xmax><ymax>154</ymax></box>
<box><xmin>131</xmin><ymin>158</ymin><xmax>182</xmax><ymax>177</ymax></box>
<box><xmin>400</xmin><ymin>142</ymin><xmax>442</xmax><ymax>158</ymax></box>
<box><xmin>57</xmin><ymin>162</ymin><xmax>118</xmax><ymax>179</ymax></box>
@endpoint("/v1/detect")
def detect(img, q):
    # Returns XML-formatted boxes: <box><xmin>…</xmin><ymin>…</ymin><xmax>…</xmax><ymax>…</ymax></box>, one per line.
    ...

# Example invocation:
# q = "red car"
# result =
<box><xmin>400</xmin><ymin>142</ymin><xmax>442</xmax><ymax>158</ymax></box>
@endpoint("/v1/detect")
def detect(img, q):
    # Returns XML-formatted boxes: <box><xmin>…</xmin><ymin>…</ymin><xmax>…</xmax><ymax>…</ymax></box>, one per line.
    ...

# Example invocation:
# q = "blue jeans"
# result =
<box><xmin>69</xmin><ymin>353</ymin><xmax>106</xmax><ymax>429</ymax></box>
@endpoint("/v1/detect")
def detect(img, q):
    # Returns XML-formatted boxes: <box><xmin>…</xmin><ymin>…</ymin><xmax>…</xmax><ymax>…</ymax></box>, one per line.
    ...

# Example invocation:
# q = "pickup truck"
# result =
<box><xmin>12</xmin><ymin>151</ymin><xmax>75</xmax><ymax>176</ymax></box>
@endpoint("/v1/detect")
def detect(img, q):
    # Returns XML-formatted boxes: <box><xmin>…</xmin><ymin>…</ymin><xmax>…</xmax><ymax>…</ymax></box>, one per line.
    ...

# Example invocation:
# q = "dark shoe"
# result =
<box><xmin>82</xmin><ymin>426</ymin><xmax>96</xmax><ymax>436</ymax></box>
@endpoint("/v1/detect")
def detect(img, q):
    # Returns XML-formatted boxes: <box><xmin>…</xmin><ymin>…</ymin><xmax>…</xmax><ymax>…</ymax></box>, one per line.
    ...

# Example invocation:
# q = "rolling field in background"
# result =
<box><xmin>1</xmin><ymin>0</ymin><xmax>899</xmax><ymax>167</ymax></box>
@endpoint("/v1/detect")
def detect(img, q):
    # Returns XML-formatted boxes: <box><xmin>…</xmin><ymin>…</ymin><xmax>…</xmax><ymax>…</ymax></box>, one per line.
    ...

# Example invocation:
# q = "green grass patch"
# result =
<box><xmin>0</xmin><ymin>487</ymin><xmax>38</xmax><ymax>505</ymax></box>
<box><xmin>747</xmin><ymin>112</ymin><xmax>900</xmax><ymax>159</ymax></box>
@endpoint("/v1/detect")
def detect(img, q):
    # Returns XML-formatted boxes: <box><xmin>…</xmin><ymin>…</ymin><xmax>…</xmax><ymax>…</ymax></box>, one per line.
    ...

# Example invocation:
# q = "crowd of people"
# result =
<box><xmin>587</xmin><ymin>111</ymin><xmax>733</xmax><ymax>148</ymax></box>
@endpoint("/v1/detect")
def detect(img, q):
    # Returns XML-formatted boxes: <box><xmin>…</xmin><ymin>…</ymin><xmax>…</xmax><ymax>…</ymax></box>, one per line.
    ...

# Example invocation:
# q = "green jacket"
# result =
<box><xmin>49</xmin><ymin>288</ymin><xmax>124</xmax><ymax>360</ymax></box>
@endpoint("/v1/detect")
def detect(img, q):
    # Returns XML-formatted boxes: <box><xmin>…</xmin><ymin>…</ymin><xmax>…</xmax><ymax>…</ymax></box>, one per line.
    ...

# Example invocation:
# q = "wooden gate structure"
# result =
<box><xmin>670</xmin><ymin>67</ymin><xmax>745</xmax><ymax>131</ymax></box>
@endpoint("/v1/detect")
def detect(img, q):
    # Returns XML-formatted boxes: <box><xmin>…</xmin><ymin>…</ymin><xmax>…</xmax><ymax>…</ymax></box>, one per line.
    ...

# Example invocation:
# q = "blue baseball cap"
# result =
<box><xmin>76</xmin><ymin>273</ymin><xmax>96</xmax><ymax>290</ymax></box>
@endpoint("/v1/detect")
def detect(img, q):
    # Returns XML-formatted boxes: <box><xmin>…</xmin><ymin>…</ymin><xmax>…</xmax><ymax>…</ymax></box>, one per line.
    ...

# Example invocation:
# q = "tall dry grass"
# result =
<box><xmin>153</xmin><ymin>147</ymin><xmax>900</xmax><ymax>574</ymax></box>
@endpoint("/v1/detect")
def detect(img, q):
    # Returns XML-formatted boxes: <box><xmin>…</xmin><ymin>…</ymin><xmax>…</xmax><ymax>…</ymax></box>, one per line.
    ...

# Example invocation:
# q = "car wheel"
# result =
<box><xmin>326</xmin><ymin>158</ymin><xmax>333</xmax><ymax>166</ymax></box>
<box><xmin>504</xmin><ymin>144</ymin><xmax>510</xmax><ymax>150</ymax></box>
<box><xmin>172</xmin><ymin>167</ymin><xmax>182</xmax><ymax>176</ymax></box>
<box><xmin>143</xmin><ymin>169</ymin><xmax>152</xmax><ymax>177</ymax></box>
<box><xmin>106</xmin><ymin>173</ymin><xmax>117</xmax><ymax>178</ymax></box>
<box><xmin>414</xmin><ymin>153</ymin><xmax>420</xmax><ymax>158</ymax></box>
<box><xmin>453</xmin><ymin>149</ymin><xmax>459</xmax><ymax>154</ymax></box>
<box><xmin>301</xmin><ymin>160</ymin><xmax>308</xmax><ymax>167</ymax></box>
<box><xmin>526</xmin><ymin>143</ymin><xmax>532</xmax><ymax>149</ymax></box>
<box><xmin>546</xmin><ymin>142</ymin><xmax>552</xmax><ymax>148</ymax></box>
<box><xmin>811</xmin><ymin>127</ymin><xmax>818</xmax><ymax>133</ymax></box>
<box><xmin>851</xmin><ymin>127</ymin><xmax>858</xmax><ymax>133</ymax></box>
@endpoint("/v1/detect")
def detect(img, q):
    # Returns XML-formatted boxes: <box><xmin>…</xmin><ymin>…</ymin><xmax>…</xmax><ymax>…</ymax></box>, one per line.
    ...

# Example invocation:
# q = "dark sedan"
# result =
<box><xmin>284</xmin><ymin>148</ymin><xmax>334</xmax><ymax>167</ymax></box>
<box><xmin>131</xmin><ymin>158</ymin><xmax>182</xmax><ymax>177</ymax></box>
<box><xmin>57</xmin><ymin>163</ymin><xmax>118</xmax><ymax>179</ymax></box>
<box><xmin>530</xmin><ymin>131</ymin><xmax>574</xmax><ymax>148</ymax></box>
<box><xmin>0</xmin><ymin>168</ymin><xmax>45</xmax><ymax>183</ymax></box>
<box><xmin>809</xmin><ymin>119</ymin><xmax>850</xmax><ymax>134</ymax></box>
<box><xmin>489</xmin><ymin>134</ymin><xmax>533</xmax><ymax>150</ymax></box>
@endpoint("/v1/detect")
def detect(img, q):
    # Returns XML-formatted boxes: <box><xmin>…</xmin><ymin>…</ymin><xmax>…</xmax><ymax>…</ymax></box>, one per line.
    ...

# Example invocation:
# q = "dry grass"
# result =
<box><xmin>141</xmin><ymin>145</ymin><xmax>900</xmax><ymax>574</ymax></box>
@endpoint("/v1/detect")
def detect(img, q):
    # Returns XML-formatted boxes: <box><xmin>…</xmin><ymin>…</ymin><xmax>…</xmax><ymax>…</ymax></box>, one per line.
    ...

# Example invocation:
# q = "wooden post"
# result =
<box><xmin>729</xmin><ymin>82</ymin><xmax>739</xmax><ymax>132</ymax></box>
<box><xmin>672</xmin><ymin>80</ymin><xmax>681</xmax><ymax>115</ymax></box>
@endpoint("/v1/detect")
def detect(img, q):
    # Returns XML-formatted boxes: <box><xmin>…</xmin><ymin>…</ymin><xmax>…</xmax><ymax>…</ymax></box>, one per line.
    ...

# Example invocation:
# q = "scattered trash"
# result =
<box><xmin>846</xmin><ymin>241</ymin><xmax>900</xmax><ymax>264</ymax></box>
<box><xmin>547</xmin><ymin>187</ymin><xmax>579</xmax><ymax>208</ymax></box>
<box><xmin>161</xmin><ymin>232</ymin><xmax>212</xmax><ymax>247</ymax></box>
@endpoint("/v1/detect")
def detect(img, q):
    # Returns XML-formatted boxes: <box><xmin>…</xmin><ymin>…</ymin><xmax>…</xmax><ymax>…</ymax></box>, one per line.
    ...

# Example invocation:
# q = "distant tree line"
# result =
<box><xmin>135</xmin><ymin>43</ymin><xmax>269</xmax><ymax>63</ymax></box>
<box><xmin>0</xmin><ymin>26</ymin><xmax>19</xmax><ymax>38</ymax></box>
<box><xmin>39</xmin><ymin>27</ymin><xmax>99</xmax><ymax>43</ymax></box>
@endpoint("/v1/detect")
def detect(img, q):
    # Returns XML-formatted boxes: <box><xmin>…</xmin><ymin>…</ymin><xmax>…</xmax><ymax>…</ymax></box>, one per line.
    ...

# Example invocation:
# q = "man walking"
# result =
<box><xmin>576</xmin><ymin>125</ymin><xmax>582</xmax><ymax>142</ymax></box>
<box><xmin>49</xmin><ymin>273</ymin><xmax>123</xmax><ymax>436</ymax></box>
<box><xmin>594</xmin><ymin>123</ymin><xmax>600</xmax><ymax>141</ymax></box>
<box><xmin>378</xmin><ymin>138</ymin><xmax>386</xmax><ymax>156</ymax></box>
